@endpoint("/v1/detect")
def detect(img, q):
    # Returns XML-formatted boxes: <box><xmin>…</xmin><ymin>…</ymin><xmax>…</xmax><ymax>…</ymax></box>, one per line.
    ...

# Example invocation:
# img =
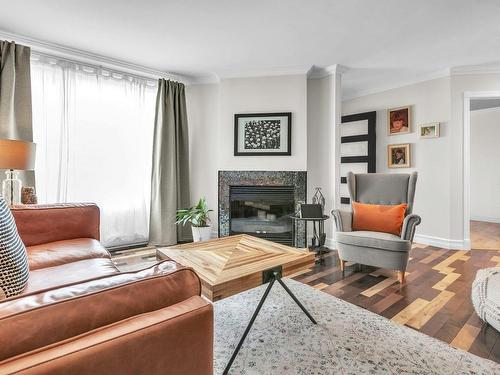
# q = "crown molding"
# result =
<box><xmin>451</xmin><ymin>61</ymin><xmax>500</xmax><ymax>76</ymax></box>
<box><xmin>343</xmin><ymin>68</ymin><xmax>451</xmax><ymax>101</ymax></box>
<box><xmin>307</xmin><ymin>64</ymin><xmax>348</xmax><ymax>79</ymax></box>
<box><xmin>216</xmin><ymin>65</ymin><xmax>311</xmax><ymax>80</ymax></box>
<box><xmin>0</xmin><ymin>29</ymin><xmax>192</xmax><ymax>83</ymax></box>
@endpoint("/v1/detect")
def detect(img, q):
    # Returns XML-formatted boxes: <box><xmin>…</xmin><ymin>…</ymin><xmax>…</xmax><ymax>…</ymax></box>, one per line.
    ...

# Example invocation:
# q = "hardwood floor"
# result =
<box><xmin>112</xmin><ymin>230</ymin><xmax>500</xmax><ymax>364</ymax></box>
<box><xmin>292</xmin><ymin>244</ymin><xmax>500</xmax><ymax>364</ymax></box>
<box><xmin>471</xmin><ymin>220</ymin><xmax>500</xmax><ymax>250</ymax></box>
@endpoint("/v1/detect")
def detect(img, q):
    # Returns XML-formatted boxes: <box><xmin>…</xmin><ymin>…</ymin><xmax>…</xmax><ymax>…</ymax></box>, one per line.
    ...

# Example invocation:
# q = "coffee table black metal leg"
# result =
<box><xmin>223</xmin><ymin>273</ymin><xmax>316</xmax><ymax>374</ymax></box>
<box><xmin>222</xmin><ymin>277</ymin><xmax>276</xmax><ymax>375</ymax></box>
<box><xmin>276</xmin><ymin>277</ymin><xmax>317</xmax><ymax>324</ymax></box>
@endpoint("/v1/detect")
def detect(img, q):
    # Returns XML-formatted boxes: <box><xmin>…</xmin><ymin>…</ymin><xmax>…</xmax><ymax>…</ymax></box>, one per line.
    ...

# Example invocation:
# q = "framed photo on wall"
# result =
<box><xmin>387</xmin><ymin>143</ymin><xmax>411</xmax><ymax>168</ymax></box>
<box><xmin>419</xmin><ymin>122</ymin><xmax>440</xmax><ymax>138</ymax></box>
<box><xmin>234</xmin><ymin>112</ymin><xmax>292</xmax><ymax>156</ymax></box>
<box><xmin>387</xmin><ymin>106</ymin><xmax>411</xmax><ymax>135</ymax></box>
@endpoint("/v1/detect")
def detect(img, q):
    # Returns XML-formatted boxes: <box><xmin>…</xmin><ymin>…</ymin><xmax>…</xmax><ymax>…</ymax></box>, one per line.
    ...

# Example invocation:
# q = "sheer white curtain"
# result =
<box><xmin>31</xmin><ymin>55</ymin><xmax>156</xmax><ymax>247</ymax></box>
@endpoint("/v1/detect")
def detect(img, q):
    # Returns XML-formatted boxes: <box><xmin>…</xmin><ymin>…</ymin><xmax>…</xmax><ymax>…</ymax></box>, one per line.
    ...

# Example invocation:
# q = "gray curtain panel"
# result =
<box><xmin>0</xmin><ymin>41</ymin><xmax>34</xmax><ymax>187</ymax></box>
<box><xmin>149</xmin><ymin>79</ymin><xmax>191</xmax><ymax>246</ymax></box>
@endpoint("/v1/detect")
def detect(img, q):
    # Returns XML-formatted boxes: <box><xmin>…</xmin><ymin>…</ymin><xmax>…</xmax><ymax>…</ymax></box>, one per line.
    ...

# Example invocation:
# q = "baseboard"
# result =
<box><xmin>471</xmin><ymin>215</ymin><xmax>500</xmax><ymax>224</ymax></box>
<box><xmin>413</xmin><ymin>234</ymin><xmax>468</xmax><ymax>250</ymax></box>
<box><xmin>325</xmin><ymin>237</ymin><xmax>336</xmax><ymax>249</ymax></box>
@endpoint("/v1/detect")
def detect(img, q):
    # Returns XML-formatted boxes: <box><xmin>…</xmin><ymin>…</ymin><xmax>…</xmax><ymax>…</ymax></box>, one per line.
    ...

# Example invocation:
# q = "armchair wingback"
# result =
<box><xmin>332</xmin><ymin>172</ymin><xmax>421</xmax><ymax>283</ymax></box>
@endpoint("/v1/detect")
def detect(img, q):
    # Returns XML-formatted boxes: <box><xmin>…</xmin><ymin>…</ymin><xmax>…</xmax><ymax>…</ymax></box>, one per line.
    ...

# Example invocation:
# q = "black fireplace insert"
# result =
<box><xmin>229</xmin><ymin>185</ymin><xmax>295</xmax><ymax>245</ymax></box>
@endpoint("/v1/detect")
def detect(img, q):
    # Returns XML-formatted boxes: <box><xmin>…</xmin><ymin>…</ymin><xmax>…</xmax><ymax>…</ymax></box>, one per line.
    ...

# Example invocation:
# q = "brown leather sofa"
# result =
<box><xmin>0</xmin><ymin>204</ymin><xmax>213</xmax><ymax>375</ymax></box>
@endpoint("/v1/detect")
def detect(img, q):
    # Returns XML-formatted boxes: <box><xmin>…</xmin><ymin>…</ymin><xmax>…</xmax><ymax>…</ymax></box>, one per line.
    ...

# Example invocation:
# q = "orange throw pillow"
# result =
<box><xmin>352</xmin><ymin>202</ymin><xmax>407</xmax><ymax>236</ymax></box>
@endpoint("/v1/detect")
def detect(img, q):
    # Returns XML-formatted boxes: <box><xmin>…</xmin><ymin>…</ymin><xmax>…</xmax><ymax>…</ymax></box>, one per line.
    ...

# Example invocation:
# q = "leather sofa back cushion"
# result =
<box><xmin>352</xmin><ymin>202</ymin><xmax>407</xmax><ymax>236</ymax></box>
<box><xmin>11</xmin><ymin>204</ymin><xmax>100</xmax><ymax>247</ymax></box>
<box><xmin>0</xmin><ymin>260</ymin><xmax>201</xmax><ymax>361</ymax></box>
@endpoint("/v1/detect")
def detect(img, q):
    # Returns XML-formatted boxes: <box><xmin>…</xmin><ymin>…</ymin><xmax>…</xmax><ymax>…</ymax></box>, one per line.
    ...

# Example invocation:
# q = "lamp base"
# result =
<box><xmin>2</xmin><ymin>170</ymin><xmax>22</xmax><ymax>206</ymax></box>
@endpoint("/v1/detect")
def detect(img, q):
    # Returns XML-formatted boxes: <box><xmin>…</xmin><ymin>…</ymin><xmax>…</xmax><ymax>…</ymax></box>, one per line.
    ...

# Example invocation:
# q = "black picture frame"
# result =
<box><xmin>234</xmin><ymin>112</ymin><xmax>292</xmax><ymax>156</ymax></box>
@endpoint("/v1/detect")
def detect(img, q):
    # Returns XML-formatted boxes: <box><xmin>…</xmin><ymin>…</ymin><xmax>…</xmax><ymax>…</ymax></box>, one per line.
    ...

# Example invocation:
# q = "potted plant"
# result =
<box><xmin>176</xmin><ymin>198</ymin><xmax>213</xmax><ymax>242</ymax></box>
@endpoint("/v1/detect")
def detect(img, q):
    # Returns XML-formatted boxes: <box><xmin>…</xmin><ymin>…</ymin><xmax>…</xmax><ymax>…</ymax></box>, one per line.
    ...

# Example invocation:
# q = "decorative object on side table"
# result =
<box><xmin>388</xmin><ymin>106</ymin><xmax>411</xmax><ymax>135</ymax></box>
<box><xmin>176</xmin><ymin>197</ymin><xmax>213</xmax><ymax>242</ymax></box>
<box><xmin>234</xmin><ymin>112</ymin><xmax>291</xmax><ymax>156</ymax></box>
<box><xmin>419</xmin><ymin>122</ymin><xmax>440</xmax><ymax>138</ymax></box>
<box><xmin>21</xmin><ymin>187</ymin><xmax>38</xmax><ymax>204</ymax></box>
<box><xmin>312</xmin><ymin>187</ymin><xmax>325</xmax><ymax>211</ymax></box>
<box><xmin>387</xmin><ymin>143</ymin><xmax>411</xmax><ymax>168</ymax></box>
<box><xmin>0</xmin><ymin>139</ymin><xmax>36</xmax><ymax>205</ymax></box>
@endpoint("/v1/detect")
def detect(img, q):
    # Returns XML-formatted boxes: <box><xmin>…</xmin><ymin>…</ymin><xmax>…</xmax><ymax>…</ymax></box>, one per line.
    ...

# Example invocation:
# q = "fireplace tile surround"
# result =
<box><xmin>218</xmin><ymin>171</ymin><xmax>307</xmax><ymax>247</ymax></box>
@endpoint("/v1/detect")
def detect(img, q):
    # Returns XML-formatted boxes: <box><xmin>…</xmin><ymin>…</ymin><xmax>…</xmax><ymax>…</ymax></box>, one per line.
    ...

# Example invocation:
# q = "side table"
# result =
<box><xmin>290</xmin><ymin>215</ymin><xmax>330</xmax><ymax>264</ymax></box>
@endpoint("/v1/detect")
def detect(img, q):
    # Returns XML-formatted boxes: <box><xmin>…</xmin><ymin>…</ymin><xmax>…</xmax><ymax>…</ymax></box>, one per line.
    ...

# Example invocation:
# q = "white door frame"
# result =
<box><xmin>463</xmin><ymin>91</ymin><xmax>500</xmax><ymax>249</ymax></box>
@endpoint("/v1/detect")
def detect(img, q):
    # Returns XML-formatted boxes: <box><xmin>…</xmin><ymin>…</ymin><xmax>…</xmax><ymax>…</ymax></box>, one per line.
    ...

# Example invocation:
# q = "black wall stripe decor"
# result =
<box><xmin>339</xmin><ymin>111</ymin><xmax>376</xmax><ymax>205</ymax></box>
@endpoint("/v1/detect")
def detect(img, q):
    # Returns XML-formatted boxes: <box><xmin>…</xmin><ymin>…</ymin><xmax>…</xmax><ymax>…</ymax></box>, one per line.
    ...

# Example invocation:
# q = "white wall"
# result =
<box><xmin>219</xmin><ymin>75</ymin><xmax>307</xmax><ymax>171</ymax></box>
<box><xmin>449</xmin><ymin>73</ymin><xmax>500</xmax><ymax>244</ymax></box>
<box><xmin>342</xmin><ymin>77</ymin><xmax>452</xmax><ymax>245</ymax></box>
<box><xmin>186</xmin><ymin>74</ymin><xmax>309</xmax><ymax>234</ymax></box>
<box><xmin>470</xmin><ymin>108</ymin><xmax>500</xmax><ymax>223</ymax></box>
<box><xmin>186</xmin><ymin>83</ymin><xmax>220</xmax><ymax>225</ymax></box>
<box><xmin>307</xmin><ymin>74</ymin><xmax>342</xmax><ymax>246</ymax></box>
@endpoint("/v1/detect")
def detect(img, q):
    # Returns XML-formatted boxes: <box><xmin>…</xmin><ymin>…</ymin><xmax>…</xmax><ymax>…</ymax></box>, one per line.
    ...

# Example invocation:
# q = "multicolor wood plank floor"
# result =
<box><xmin>112</xmin><ymin>221</ymin><xmax>500</xmax><ymax>364</ymax></box>
<box><xmin>292</xmin><ymin>243</ymin><xmax>500</xmax><ymax>364</ymax></box>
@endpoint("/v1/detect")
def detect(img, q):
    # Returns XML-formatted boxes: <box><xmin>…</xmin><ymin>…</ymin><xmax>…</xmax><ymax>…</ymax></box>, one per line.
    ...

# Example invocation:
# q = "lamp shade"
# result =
<box><xmin>0</xmin><ymin>139</ymin><xmax>36</xmax><ymax>170</ymax></box>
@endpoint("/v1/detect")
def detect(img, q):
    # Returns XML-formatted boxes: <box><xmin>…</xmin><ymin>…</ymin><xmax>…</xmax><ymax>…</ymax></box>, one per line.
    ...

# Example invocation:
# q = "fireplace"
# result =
<box><xmin>230</xmin><ymin>186</ymin><xmax>295</xmax><ymax>244</ymax></box>
<box><xmin>218</xmin><ymin>171</ymin><xmax>306</xmax><ymax>247</ymax></box>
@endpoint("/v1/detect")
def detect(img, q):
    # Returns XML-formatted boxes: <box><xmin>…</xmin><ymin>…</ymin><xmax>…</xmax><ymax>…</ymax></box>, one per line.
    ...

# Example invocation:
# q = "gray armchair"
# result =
<box><xmin>332</xmin><ymin>172</ymin><xmax>421</xmax><ymax>283</ymax></box>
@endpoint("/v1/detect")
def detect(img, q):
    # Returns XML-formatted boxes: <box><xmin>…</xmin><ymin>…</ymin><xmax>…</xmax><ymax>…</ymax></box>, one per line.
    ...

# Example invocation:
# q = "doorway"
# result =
<box><xmin>465</xmin><ymin>94</ymin><xmax>500</xmax><ymax>250</ymax></box>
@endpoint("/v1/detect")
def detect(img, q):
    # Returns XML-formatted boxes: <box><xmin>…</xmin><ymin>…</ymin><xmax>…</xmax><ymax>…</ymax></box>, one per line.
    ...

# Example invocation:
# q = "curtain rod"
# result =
<box><xmin>0</xmin><ymin>29</ymin><xmax>188</xmax><ymax>83</ymax></box>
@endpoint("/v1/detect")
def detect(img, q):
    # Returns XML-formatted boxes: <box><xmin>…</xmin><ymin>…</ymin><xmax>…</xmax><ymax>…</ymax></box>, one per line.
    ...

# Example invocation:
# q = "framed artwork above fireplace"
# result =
<box><xmin>234</xmin><ymin>112</ymin><xmax>292</xmax><ymax>156</ymax></box>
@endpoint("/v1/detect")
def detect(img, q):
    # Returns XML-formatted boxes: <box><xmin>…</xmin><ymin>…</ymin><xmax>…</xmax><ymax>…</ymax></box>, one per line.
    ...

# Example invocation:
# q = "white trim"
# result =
<box><xmin>470</xmin><ymin>216</ymin><xmax>500</xmax><ymax>224</ymax></box>
<box><xmin>307</xmin><ymin>64</ymin><xmax>348</xmax><ymax>80</ymax></box>
<box><xmin>0</xmin><ymin>29</ymin><xmax>190</xmax><ymax>83</ymax></box>
<box><xmin>463</xmin><ymin>90</ymin><xmax>500</xmax><ymax>252</ymax></box>
<box><xmin>217</xmin><ymin>65</ymin><xmax>311</xmax><ymax>80</ymax></box>
<box><xmin>451</xmin><ymin>62</ymin><xmax>500</xmax><ymax>76</ymax></box>
<box><xmin>325</xmin><ymin>237</ymin><xmax>336</xmax><ymax>249</ymax></box>
<box><xmin>343</xmin><ymin>68</ymin><xmax>451</xmax><ymax>101</ymax></box>
<box><xmin>413</xmin><ymin>234</ymin><xmax>468</xmax><ymax>250</ymax></box>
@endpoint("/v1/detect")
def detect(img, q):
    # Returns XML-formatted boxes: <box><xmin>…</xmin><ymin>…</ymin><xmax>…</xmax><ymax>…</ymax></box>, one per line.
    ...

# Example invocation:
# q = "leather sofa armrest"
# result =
<box><xmin>0</xmin><ymin>260</ymin><xmax>201</xmax><ymax>361</ymax></box>
<box><xmin>401</xmin><ymin>214</ymin><xmax>421</xmax><ymax>241</ymax></box>
<box><xmin>11</xmin><ymin>203</ymin><xmax>100</xmax><ymax>246</ymax></box>
<box><xmin>331</xmin><ymin>209</ymin><xmax>352</xmax><ymax>232</ymax></box>
<box><xmin>0</xmin><ymin>296</ymin><xmax>213</xmax><ymax>375</ymax></box>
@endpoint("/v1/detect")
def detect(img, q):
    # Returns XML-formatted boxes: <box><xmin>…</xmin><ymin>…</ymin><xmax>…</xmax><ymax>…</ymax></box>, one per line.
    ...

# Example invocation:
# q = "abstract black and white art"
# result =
<box><xmin>234</xmin><ymin>112</ymin><xmax>291</xmax><ymax>156</ymax></box>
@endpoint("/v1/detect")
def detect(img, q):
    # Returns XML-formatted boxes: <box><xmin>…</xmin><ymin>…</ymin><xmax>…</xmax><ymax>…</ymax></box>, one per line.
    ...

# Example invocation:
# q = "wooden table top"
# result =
<box><xmin>157</xmin><ymin>234</ymin><xmax>314</xmax><ymax>301</ymax></box>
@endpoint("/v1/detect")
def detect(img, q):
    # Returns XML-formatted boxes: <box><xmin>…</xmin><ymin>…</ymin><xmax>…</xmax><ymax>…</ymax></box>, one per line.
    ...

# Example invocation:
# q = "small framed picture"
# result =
<box><xmin>419</xmin><ymin>122</ymin><xmax>440</xmax><ymax>138</ymax></box>
<box><xmin>234</xmin><ymin>112</ymin><xmax>291</xmax><ymax>156</ymax></box>
<box><xmin>388</xmin><ymin>106</ymin><xmax>411</xmax><ymax>135</ymax></box>
<box><xmin>388</xmin><ymin>143</ymin><xmax>411</xmax><ymax>168</ymax></box>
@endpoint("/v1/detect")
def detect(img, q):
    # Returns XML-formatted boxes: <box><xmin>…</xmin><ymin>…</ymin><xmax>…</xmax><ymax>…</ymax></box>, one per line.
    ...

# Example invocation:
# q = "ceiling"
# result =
<box><xmin>1</xmin><ymin>0</ymin><xmax>500</xmax><ymax>98</ymax></box>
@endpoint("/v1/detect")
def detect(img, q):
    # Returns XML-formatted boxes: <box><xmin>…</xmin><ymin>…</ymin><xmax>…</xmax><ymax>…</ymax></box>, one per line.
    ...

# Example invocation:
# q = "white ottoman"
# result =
<box><xmin>472</xmin><ymin>267</ymin><xmax>500</xmax><ymax>332</ymax></box>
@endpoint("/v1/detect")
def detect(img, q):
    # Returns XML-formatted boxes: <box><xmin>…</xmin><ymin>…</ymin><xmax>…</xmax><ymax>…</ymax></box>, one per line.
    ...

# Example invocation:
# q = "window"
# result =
<box><xmin>31</xmin><ymin>54</ymin><xmax>157</xmax><ymax>247</ymax></box>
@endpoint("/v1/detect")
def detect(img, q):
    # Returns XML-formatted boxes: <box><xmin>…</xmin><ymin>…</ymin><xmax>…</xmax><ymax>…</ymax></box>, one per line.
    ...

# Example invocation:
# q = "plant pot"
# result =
<box><xmin>191</xmin><ymin>226</ymin><xmax>211</xmax><ymax>242</ymax></box>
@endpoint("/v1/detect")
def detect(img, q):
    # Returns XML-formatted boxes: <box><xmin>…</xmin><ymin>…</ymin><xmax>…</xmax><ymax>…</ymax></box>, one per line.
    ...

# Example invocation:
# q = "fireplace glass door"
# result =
<box><xmin>229</xmin><ymin>185</ymin><xmax>295</xmax><ymax>245</ymax></box>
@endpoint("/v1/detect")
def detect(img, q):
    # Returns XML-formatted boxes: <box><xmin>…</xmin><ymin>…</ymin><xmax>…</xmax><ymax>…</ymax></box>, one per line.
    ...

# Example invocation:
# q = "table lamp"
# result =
<box><xmin>0</xmin><ymin>139</ymin><xmax>36</xmax><ymax>205</ymax></box>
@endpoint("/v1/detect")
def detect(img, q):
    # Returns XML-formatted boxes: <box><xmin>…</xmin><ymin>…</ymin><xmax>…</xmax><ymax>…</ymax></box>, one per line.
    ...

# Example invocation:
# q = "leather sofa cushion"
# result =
<box><xmin>27</xmin><ymin>238</ymin><xmax>110</xmax><ymax>270</ymax></box>
<box><xmin>0</xmin><ymin>296</ymin><xmax>213</xmax><ymax>375</ymax></box>
<box><xmin>24</xmin><ymin>258</ymin><xmax>119</xmax><ymax>295</ymax></box>
<box><xmin>11</xmin><ymin>204</ymin><xmax>100</xmax><ymax>247</ymax></box>
<box><xmin>0</xmin><ymin>260</ymin><xmax>201</xmax><ymax>361</ymax></box>
<box><xmin>336</xmin><ymin>231</ymin><xmax>411</xmax><ymax>252</ymax></box>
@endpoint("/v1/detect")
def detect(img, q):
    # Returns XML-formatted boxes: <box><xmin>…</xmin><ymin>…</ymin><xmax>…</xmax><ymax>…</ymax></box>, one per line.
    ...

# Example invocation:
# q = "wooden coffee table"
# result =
<box><xmin>157</xmin><ymin>234</ymin><xmax>315</xmax><ymax>301</ymax></box>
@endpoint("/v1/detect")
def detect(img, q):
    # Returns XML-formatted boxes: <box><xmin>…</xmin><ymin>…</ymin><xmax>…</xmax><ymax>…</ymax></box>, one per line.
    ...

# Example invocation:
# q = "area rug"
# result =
<box><xmin>214</xmin><ymin>279</ymin><xmax>500</xmax><ymax>374</ymax></box>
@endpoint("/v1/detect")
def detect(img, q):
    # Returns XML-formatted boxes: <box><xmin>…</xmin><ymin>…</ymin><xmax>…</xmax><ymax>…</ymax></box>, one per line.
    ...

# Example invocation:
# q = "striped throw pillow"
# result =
<box><xmin>0</xmin><ymin>196</ymin><xmax>29</xmax><ymax>299</ymax></box>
